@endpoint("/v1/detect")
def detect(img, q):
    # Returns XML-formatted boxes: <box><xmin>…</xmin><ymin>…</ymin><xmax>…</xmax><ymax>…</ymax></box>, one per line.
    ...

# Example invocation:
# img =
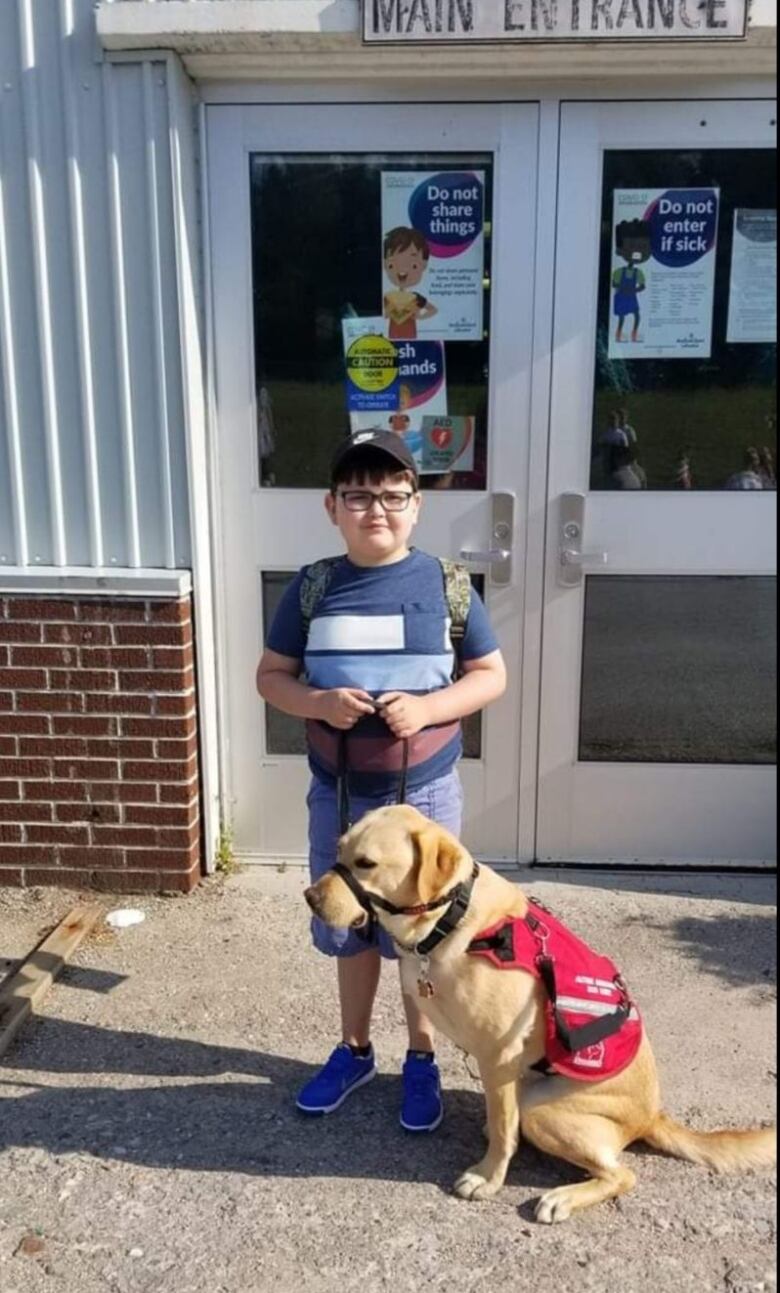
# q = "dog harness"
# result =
<box><xmin>468</xmin><ymin>902</ymin><xmax>643</xmax><ymax>1083</ymax></box>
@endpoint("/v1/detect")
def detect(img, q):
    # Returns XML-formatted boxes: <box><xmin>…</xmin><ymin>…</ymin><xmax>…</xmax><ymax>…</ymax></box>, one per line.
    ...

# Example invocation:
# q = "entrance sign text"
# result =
<box><xmin>364</xmin><ymin>0</ymin><xmax>748</xmax><ymax>42</ymax></box>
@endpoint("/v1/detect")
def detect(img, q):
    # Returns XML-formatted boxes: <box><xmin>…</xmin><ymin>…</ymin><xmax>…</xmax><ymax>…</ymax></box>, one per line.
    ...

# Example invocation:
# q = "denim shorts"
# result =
<box><xmin>307</xmin><ymin>770</ymin><xmax>464</xmax><ymax>959</ymax></box>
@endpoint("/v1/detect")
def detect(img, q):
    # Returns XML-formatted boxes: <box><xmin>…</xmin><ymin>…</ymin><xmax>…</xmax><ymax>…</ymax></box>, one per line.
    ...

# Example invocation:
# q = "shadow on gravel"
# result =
<box><xmin>0</xmin><ymin>1027</ymin><xmax>581</xmax><ymax>1194</ymax></box>
<box><xmin>530</xmin><ymin>869</ymin><xmax>777</xmax><ymax>909</ymax></box>
<box><xmin>639</xmin><ymin>911</ymin><xmax>776</xmax><ymax>991</ymax></box>
<box><xmin>526</xmin><ymin>872</ymin><xmax>777</xmax><ymax>989</ymax></box>
<box><xmin>664</xmin><ymin>913</ymin><xmax>775</xmax><ymax>991</ymax></box>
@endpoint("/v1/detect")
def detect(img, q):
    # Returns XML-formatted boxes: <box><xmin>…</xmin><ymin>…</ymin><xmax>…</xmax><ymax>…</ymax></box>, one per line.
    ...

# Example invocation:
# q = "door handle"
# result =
<box><xmin>560</xmin><ymin>548</ymin><xmax>608</xmax><ymax>569</ymax></box>
<box><xmin>459</xmin><ymin>491</ymin><xmax>514</xmax><ymax>587</ymax></box>
<box><xmin>460</xmin><ymin>547</ymin><xmax>511</xmax><ymax>564</ymax></box>
<box><xmin>558</xmin><ymin>493</ymin><xmax>609</xmax><ymax>587</ymax></box>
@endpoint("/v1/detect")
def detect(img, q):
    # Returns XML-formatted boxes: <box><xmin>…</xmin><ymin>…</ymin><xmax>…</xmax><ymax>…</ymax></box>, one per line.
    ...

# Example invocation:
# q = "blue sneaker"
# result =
<box><xmin>296</xmin><ymin>1044</ymin><xmax>377</xmax><ymax>1115</ymax></box>
<box><xmin>400</xmin><ymin>1051</ymin><xmax>444</xmax><ymax>1132</ymax></box>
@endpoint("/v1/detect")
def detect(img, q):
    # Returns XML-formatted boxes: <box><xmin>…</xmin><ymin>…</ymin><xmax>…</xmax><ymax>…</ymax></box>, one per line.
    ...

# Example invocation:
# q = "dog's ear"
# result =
<box><xmin>413</xmin><ymin>825</ymin><xmax>462</xmax><ymax>905</ymax></box>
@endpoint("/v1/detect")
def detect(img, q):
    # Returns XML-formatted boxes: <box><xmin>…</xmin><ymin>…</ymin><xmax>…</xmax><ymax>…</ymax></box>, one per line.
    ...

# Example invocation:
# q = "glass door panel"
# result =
<box><xmin>209</xmin><ymin>104</ymin><xmax>539</xmax><ymax>860</ymax></box>
<box><xmin>538</xmin><ymin>100</ymin><xmax>777</xmax><ymax>866</ymax></box>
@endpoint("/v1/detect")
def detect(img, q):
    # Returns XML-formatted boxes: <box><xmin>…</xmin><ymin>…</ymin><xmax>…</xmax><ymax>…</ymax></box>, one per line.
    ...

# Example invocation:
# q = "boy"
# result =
<box><xmin>257</xmin><ymin>430</ymin><xmax>506</xmax><ymax>1132</ymax></box>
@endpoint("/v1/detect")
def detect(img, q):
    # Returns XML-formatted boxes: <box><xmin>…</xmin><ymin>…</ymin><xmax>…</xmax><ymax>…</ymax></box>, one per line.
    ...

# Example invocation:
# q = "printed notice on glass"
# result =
<box><xmin>726</xmin><ymin>210</ymin><xmax>777</xmax><ymax>345</ymax></box>
<box><xmin>608</xmin><ymin>187</ymin><xmax>719</xmax><ymax>360</ymax></box>
<box><xmin>342</xmin><ymin>317</ymin><xmax>399</xmax><ymax>414</ymax></box>
<box><xmin>381</xmin><ymin>171</ymin><xmax>485</xmax><ymax>342</ymax></box>
<box><xmin>350</xmin><ymin>340</ymin><xmax>448</xmax><ymax>472</ymax></box>
<box><xmin>420</xmin><ymin>415</ymin><xmax>475</xmax><ymax>474</ymax></box>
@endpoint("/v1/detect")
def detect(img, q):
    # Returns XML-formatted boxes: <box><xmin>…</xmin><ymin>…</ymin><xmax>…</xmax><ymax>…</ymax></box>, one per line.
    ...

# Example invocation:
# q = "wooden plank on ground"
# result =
<box><xmin>0</xmin><ymin>904</ymin><xmax>104</xmax><ymax>1058</ymax></box>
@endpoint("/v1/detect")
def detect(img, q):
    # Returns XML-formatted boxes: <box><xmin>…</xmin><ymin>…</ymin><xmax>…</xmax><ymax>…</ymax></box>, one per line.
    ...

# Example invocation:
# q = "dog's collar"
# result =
<box><xmin>332</xmin><ymin>861</ymin><xmax>480</xmax><ymax>955</ymax></box>
<box><xmin>397</xmin><ymin>862</ymin><xmax>480</xmax><ymax>957</ymax></box>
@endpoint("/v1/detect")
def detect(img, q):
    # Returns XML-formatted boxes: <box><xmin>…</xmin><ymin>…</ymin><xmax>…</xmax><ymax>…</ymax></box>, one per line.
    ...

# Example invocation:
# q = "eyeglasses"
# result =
<box><xmin>337</xmin><ymin>489</ymin><xmax>417</xmax><ymax>513</ymax></box>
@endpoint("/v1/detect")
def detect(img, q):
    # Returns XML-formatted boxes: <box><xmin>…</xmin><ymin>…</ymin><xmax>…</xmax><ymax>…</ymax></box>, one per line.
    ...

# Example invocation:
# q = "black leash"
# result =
<box><xmin>337</xmin><ymin>728</ymin><xmax>409</xmax><ymax>837</ymax></box>
<box><xmin>333</xmin><ymin>720</ymin><xmax>476</xmax><ymax>957</ymax></box>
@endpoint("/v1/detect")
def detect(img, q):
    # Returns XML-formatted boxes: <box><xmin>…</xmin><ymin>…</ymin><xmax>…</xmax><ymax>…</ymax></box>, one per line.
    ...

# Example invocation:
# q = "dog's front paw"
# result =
<box><xmin>454</xmin><ymin>1168</ymin><xmax>502</xmax><ymax>1202</ymax></box>
<box><xmin>535</xmin><ymin>1187</ymin><xmax>574</xmax><ymax>1225</ymax></box>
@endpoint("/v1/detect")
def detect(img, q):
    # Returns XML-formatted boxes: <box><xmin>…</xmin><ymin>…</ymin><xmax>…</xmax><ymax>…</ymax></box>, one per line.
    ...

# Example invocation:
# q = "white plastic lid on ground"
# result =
<box><xmin>105</xmin><ymin>909</ymin><xmax>146</xmax><ymax>929</ymax></box>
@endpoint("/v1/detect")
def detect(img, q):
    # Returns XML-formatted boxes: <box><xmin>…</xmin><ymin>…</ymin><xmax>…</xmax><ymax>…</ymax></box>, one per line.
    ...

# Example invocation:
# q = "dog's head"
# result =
<box><xmin>304</xmin><ymin>804</ymin><xmax>470</xmax><ymax>938</ymax></box>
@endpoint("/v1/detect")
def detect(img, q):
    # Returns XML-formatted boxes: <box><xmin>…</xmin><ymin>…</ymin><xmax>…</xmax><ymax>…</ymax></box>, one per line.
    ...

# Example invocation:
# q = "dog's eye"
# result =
<box><xmin>355</xmin><ymin>858</ymin><xmax>377</xmax><ymax>871</ymax></box>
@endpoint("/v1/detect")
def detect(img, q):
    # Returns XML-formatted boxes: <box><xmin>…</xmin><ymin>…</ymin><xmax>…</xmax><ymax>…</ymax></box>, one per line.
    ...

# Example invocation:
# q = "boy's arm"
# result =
<box><xmin>257</xmin><ymin>648</ymin><xmax>321</xmax><ymax>720</ymax></box>
<box><xmin>421</xmin><ymin>646</ymin><xmax>507</xmax><ymax>729</ymax></box>
<box><xmin>257</xmin><ymin>649</ymin><xmax>375</xmax><ymax>728</ymax></box>
<box><xmin>426</xmin><ymin>650</ymin><xmax>506</xmax><ymax>724</ymax></box>
<box><xmin>378</xmin><ymin>649</ymin><xmax>506</xmax><ymax>739</ymax></box>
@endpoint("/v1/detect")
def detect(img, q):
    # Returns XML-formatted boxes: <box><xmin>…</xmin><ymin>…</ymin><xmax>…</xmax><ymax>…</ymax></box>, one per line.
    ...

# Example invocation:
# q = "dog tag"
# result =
<box><xmin>417</xmin><ymin>955</ymin><xmax>434</xmax><ymax>999</ymax></box>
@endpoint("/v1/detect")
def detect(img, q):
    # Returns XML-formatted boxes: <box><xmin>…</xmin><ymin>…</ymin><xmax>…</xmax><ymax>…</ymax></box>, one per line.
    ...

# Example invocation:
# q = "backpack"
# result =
<box><xmin>299</xmin><ymin>555</ymin><xmax>472</xmax><ymax>675</ymax></box>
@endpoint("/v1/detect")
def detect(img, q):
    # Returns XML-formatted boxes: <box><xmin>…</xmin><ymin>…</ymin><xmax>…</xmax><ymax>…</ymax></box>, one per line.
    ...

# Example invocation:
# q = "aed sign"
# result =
<box><xmin>363</xmin><ymin>0</ymin><xmax>749</xmax><ymax>42</ymax></box>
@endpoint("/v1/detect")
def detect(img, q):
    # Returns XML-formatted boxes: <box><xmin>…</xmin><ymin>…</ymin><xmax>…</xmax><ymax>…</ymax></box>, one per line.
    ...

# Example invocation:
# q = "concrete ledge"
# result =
<box><xmin>97</xmin><ymin>0</ymin><xmax>777</xmax><ymax>80</ymax></box>
<box><xmin>0</xmin><ymin>568</ymin><xmax>193</xmax><ymax>599</ymax></box>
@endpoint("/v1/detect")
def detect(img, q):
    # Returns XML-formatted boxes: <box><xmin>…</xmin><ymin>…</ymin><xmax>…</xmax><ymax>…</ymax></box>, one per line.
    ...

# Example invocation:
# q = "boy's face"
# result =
<box><xmin>385</xmin><ymin>243</ymin><xmax>427</xmax><ymax>290</ymax></box>
<box><xmin>325</xmin><ymin>470</ymin><xmax>421</xmax><ymax>566</ymax></box>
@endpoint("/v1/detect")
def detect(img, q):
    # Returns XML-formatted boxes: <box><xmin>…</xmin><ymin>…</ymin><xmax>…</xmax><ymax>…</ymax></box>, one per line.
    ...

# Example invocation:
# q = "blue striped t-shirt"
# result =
<box><xmin>266</xmin><ymin>549</ymin><xmax>499</xmax><ymax>795</ymax></box>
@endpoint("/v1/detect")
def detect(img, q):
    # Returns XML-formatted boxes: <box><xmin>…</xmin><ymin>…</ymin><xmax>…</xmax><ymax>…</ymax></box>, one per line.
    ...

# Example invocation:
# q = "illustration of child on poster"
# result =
<box><xmin>381</xmin><ymin>171</ymin><xmax>485</xmax><ymax>342</ymax></box>
<box><xmin>383</xmin><ymin>228</ymin><xmax>439</xmax><ymax>340</ymax></box>
<box><xmin>608</xmin><ymin>187</ymin><xmax>719</xmax><ymax>360</ymax></box>
<box><xmin>612</xmin><ymin>220</ymin><xmax>652</xmax><ymax>344</ymax></box>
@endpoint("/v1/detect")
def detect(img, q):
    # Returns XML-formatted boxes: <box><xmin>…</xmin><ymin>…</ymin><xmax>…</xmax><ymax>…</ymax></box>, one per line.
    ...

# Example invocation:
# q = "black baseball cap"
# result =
<box><xmin>330</xmin><ymin>430</ymin><xmax>419</xmax><ymax>484</ymax></box>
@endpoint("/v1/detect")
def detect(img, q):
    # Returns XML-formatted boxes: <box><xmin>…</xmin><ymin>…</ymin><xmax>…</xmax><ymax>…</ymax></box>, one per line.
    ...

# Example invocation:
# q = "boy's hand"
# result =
<box><xmin>316</xmin><ymin>688</ymin><xmax>375</xmax><ymax>730</ymax></box>
<box><xmin>376</xmin><ymin>693</ymin><xmax>431</xmax><ymax>739</ymax></box>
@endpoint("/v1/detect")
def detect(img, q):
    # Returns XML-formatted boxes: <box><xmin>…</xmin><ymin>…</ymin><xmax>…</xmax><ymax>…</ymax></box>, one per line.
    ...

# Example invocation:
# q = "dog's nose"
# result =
<box><xmin>303</xmin><ymin>886</ymin><xmax>320</xmax><ymax>913</ymax></box>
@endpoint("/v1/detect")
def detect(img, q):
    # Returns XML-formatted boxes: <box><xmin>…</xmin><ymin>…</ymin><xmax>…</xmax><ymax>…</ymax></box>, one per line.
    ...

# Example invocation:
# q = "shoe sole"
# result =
<box><xmin>296</xmin><ymin>1065</ymin><xmax>377</xmax><ymax>1115</ymax></box>
<box><xmin>399</xmin><ymin>1108</ymin><xmax>444</xmax><ymax>1133</ymax></box>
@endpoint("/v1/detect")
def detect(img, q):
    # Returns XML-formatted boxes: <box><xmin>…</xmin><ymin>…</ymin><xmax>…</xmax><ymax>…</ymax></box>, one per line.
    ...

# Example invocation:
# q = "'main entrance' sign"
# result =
<box><xmin>364</xmin><ymin>0</ymin><xmax>749</xmax><ymax>42</ymax></box>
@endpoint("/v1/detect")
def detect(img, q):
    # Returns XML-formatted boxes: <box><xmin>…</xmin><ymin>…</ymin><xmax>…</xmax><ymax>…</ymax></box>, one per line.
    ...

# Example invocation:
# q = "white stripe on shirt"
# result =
<box><xmin>307</xmin><ymin>615</ymin><xmax>405</xmax><ymax>653</ymax></box>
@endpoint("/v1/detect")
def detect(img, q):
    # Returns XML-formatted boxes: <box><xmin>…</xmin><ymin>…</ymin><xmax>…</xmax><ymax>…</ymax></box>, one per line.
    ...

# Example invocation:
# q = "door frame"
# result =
<box><xmin>536</xmin><ymin>97</ymin><xmax>777</xmax><ymax>866</ymax></box>
<box><xmin>197</xmin><ymin>82</ymin><xmax>777</xmax><ymax>865</ymax></box>
<box><xmin>204</xmin><ymin>99</ymin><xmax>543</xmax><ymax>861</ymax></box>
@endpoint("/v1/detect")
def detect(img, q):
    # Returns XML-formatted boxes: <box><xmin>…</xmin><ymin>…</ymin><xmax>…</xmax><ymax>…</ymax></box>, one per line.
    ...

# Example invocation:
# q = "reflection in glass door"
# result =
<box><xmin>538</xmin><ymin>100</ymin><xmax>777</xmax><ymax>867</ymax></box>
<box><xmin>250</xmin><ymin>155</ymin><xmax>493</xmax><ymax>492</ymax></box>
<box><xmin>590</xmin><ymin>149</ymin><xmax>776</xmax><ymax>494</ymax></box>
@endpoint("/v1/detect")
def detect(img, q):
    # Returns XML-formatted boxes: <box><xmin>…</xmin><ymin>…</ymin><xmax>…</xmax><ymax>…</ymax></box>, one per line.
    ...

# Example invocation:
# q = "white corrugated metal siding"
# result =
<box><xmin>0</xmin><ymin>0</ymin><xmax>192</xmax><ymax>570</ymax></box>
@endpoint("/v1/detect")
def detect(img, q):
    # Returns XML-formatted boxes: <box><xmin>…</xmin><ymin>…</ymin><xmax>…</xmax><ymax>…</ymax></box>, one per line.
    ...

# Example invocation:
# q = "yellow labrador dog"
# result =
<box><xmin>305</xmin><ymin>804</ymin><xmax>776</xmax><ymax>1224</ymax></box>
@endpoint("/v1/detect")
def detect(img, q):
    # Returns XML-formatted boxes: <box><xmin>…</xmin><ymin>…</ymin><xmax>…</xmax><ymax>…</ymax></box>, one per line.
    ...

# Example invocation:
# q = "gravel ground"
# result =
<box><xmin>0</xmin><ymin>865</ymin><xmax>776</xmax><ymax>1293</ymax></box>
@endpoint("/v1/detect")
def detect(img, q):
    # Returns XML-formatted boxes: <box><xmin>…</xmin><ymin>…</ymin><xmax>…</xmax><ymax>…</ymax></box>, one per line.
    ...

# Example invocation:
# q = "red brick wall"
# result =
<box><xmin>0</xmin><ymin>595</ymin><xmax>203</xmax><ymax>893</ymax></box>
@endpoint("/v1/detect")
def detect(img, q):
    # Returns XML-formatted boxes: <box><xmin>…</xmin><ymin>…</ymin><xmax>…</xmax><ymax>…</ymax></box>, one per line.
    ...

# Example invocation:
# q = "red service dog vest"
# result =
<box><xmin>468</xmin><ymin>902</ymin><xmax>643</xmax><ymax>1083</ymax></box>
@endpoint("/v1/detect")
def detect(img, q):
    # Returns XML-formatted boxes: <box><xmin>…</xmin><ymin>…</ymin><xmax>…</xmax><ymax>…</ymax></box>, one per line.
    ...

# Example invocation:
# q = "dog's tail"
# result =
<box><xmin>643</xmin><ymin>1112</ymin><xmax>776</xmax><ymax>1173</ymax></box>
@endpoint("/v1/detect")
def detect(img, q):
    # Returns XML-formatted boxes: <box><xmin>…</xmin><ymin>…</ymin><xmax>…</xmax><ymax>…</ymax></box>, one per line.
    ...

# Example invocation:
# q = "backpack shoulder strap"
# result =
<box><xmin>300</xmin><ymin>557</ymin><xmax>341</xmax><ymax>636</ymax></box>
<box><xmin>438</xmin><ymin>558</ymin><xmax>472</xmax><ymax>653</ymax></box>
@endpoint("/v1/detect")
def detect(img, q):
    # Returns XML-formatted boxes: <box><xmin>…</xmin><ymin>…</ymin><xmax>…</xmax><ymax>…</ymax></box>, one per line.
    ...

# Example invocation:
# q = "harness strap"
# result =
<box><xmin>468</xmin><ymin>909</ymin><xmax>633</xmax><ymax>1057</ymax></box>
<box><xmin>331</xmin><ymin>860</ymin><xmax>480</xmax><ymax>955</ymax></box>
<box><xmin>414</xmin><ymin>863</ymin><xmax>480</xmax><ymax>956</ymax></box>
<box><xmin>330</xmin><ymin>858</ymin><xmax>378</xmax><ymax>945</ymax></box>
<box><xmin>467</xmin><ymin>923</ymin><xmax>515</xmax><ymax>961</ymax></box>
<box><xmin>536</xmin><ymin>953</ymin><xmax>631</xmax><ymax>1054</ymax></box>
